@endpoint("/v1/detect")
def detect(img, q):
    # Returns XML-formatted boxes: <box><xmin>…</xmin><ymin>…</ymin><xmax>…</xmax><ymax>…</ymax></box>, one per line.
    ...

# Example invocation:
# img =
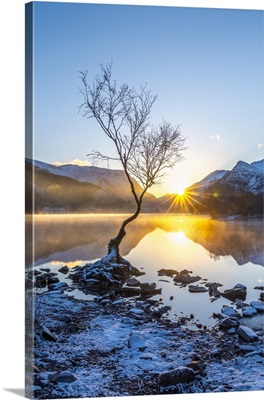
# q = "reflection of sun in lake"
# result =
<box><xmin>168</xmin><ymin>230</ymin><xmax>188</xmax><ymax>245</ymax></box>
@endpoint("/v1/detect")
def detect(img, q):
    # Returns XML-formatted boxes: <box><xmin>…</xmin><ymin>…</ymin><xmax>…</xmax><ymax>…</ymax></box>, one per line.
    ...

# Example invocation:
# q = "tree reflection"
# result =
<box><xmin>26</xmin><ymin>214</ymin><xmax>263</xmax><ymax>268</ymax></box>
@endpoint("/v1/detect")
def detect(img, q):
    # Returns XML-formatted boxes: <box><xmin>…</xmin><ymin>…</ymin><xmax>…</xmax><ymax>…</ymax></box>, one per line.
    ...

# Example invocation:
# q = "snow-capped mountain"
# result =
<box><xmin>189</xmin><ymin>159</ymin><xmax>264</xmax><ymax>195</ymax></box>
<box><xmin>219</xmin><ymin>160</ymin><xmax>263</xmax><ymax>195</ymax></box>
<box><xmin>190</xmin><ymin>169</ymin><xmax>227</xmax><ymax>191</ymax></box>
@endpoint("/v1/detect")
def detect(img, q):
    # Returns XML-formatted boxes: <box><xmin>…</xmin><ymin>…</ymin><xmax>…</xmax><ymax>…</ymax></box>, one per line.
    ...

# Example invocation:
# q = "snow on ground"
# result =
<box><xmin>26</xmin><ymin>284</ymin><xmax>264</xmax><ymax>399</ymax></box>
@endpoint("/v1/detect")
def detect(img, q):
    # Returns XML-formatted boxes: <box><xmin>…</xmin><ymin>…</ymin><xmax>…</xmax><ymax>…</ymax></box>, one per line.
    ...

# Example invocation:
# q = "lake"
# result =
<box><xmin>26</xmin><ymin>214</ymin><xmax>264</xmax><ymax>327</ymax></box>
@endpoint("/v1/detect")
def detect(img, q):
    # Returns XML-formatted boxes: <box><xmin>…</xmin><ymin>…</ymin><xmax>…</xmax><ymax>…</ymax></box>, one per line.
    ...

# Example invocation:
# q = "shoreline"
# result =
<box><xmin>25</xmin><ymin>260</ymin><xmax>264</xmax><ymax>399</ymax></box>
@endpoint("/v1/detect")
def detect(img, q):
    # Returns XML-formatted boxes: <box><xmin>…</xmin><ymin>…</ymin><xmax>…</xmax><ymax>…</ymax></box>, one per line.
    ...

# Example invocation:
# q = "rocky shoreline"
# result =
<box><xmin>25</xmin><ymin>258</ymin><xmax>264</xmax><ymax>399</ymax></box>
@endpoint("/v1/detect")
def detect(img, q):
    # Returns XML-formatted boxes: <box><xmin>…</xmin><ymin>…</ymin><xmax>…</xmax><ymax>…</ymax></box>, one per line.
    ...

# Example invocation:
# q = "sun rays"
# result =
<box><xmin>163</xmin><ymin>184</ymin><xmax>213</xmax><ymax>214</ymax></box>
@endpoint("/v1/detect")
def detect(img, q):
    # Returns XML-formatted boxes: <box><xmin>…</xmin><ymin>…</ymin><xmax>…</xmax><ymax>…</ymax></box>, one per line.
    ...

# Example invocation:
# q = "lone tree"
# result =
<box><xmin>79</xmin><ymin>62</ymin><xmax>186</xmax><ymax>262</ymax></box>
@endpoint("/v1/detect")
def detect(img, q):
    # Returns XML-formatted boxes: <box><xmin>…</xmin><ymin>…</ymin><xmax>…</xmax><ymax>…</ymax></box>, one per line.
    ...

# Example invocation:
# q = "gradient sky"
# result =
<box><xmin>29</xmin><ymin>1</ymin><xmax>264</xmax><ymax>196</ymax></box>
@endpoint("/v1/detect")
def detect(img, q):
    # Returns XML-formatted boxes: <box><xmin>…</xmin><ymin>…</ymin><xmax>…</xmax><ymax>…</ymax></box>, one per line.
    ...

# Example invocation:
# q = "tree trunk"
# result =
<box><xmin>107</xmin><ymin>203</ymin><xmax>142</xmax><ymax>263</ymax></box>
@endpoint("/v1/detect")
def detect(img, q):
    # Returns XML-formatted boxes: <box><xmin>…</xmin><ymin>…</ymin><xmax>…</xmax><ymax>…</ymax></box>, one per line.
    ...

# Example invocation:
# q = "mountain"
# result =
<box><xmin>25</xmin><ymin>159</ymin><xmax>157</xmax><ymax>213</ymax></box>
<box><xmin>159</xmin><ymin>159</ymin><xmax>264</xmax><ymax>217</ymax></box>
<box><xmin>26</xmin><ymin>158</ymin><xmax>155</xmax><ymax>202</ymax></box>
<box><xmin>218</xmin><ymin>160</ymin><xmax>264</xmax><ymax>195</ymax></box>
<box><xmin>189</xmin><ymin>170</ymin><xmax>227</xmax><ymax>191</ymax></box>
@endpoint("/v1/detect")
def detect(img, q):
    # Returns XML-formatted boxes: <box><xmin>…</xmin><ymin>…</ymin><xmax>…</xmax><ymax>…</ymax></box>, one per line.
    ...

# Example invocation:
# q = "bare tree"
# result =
<box><xmin>79</xmin><ymin>61</ymin><xmax>186</xmax><ymax>262</ymax></box>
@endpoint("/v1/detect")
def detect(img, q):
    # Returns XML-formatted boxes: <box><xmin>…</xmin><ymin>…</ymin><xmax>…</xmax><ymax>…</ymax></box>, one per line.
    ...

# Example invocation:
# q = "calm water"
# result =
<box><xmin>26</xmin><ymin>214</ymin><xmax>264</xmax><ymax>326</ymax></box>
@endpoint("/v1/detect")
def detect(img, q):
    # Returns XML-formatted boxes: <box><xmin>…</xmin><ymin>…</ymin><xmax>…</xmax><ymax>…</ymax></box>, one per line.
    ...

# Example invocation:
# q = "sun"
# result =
<box><xmin>176</xmin><ymin>187</ymin><xmax>186</xmax><ymax>196</ymax></box>
<box><xmin>174</xmin><ymin>184</ymin><xmax>186</xmax><ymax>196</ymax></box>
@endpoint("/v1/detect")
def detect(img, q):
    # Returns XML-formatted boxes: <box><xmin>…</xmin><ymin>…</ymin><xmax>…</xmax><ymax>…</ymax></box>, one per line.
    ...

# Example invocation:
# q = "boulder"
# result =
<box><xmin>260</xmin><ymin>293</ymin><xmax>264</xmax><ymax>302</ymax></box>
<box><xmin>237</xmin><ymin>325</ymin><xmax>259</xmax><ymax>342</ymax></box>
<box><xmin>159</xmin><ymin>366</ymin><xmax>195</xmax><ymax>388</ymax></box>
<box><xmin>250</xmin><ymin>301</ymin><xmax>264</xmax><ymax>313</ymax></box>
<box><xmin>49</xmin><ymin>370</ymin><xmax>77</xmax><ymax>383</ymax></box>
<box><xmin>222</xmin><ymin>283</ymin><xmax>247</xmax><ymax>301</ymax></box>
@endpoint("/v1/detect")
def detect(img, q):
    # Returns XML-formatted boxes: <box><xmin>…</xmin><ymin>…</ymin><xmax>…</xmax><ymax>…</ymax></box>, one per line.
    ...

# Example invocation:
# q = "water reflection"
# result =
<box><xmin>25</xmin><ymin>214</ymin><xmax>264</xmax><ymax>267</ymax></box>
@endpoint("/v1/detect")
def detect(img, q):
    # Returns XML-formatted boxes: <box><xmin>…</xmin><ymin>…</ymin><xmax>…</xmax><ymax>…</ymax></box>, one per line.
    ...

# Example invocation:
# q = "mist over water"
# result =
<box><xmin>26</xmin><ymin>214</ymin><xmax>263</xmax><ymax>326</ymax></box>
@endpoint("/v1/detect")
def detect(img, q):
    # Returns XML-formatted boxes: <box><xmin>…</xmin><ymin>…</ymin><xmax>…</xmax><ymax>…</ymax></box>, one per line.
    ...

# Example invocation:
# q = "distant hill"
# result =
<box><xmin>25</xmin><ymin>159</ymin><xmax>157</xmax><ymax>213</ymax></box>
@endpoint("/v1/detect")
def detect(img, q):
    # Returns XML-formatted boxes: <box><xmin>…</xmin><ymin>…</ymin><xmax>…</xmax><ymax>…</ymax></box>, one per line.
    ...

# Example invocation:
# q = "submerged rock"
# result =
<box><xmin>173</xmin><ymin>274</ymin><xmax>201</xmax><ymax>285</ymax></box>
<box><xmin>158</xmin><ymin>268</ymin><xmax>178</xmax><ymax>277</ymax></box>
<box><xmin>188</xmin><ymin>285</ymin><xmax>208</xmax><ymax>293</ymax></box>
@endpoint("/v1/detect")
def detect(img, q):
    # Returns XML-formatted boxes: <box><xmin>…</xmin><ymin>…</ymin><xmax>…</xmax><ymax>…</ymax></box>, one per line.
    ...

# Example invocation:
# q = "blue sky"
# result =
<box><xmin>29</xmin><ymin>1</ymin><xmax>264</xmax><ymax>195</ymax></box>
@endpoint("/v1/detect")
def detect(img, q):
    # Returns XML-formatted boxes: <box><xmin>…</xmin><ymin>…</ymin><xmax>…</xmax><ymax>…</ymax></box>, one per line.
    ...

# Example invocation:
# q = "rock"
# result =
<box><xmin>117</xmin><ymin>286</ymin><xmax>141</xmax><ymax>296</ymax></box>
<box><xmin>35</xmin><ymin>273</ymin><xmax>59</xmax><ymax>288</ymax></box>
<box><xmin>187</xmin><ymin>360</ymin><xmax>205</xmax><ymax>376</ymax></box>
<box><xmin>129</xmin><ymin>308</ymin><xmax>144</xmax><ymax>315</ymax></box>
<box><xmin>221</xmin><ymin>306</ymin><xmax>241</xmax><ymax>318</ymax></box>
<box><xmin>235</xmin><ymin>299</ymin><xmax>250</xmax><ymax>308</ymax></box>
<box><xmin>41</xmin><ymin>326</ymin><xmax>57</xmax><ymax>342</ymax></box>
<box><xmin>237</xmin><ymin>325</ymin><xmax>259</xmax><ymax>342</ymax></box>
<box><xmin>159</xmin><ymin>366</ymin><xmax>195</xmax><ymax>388</ymax></box>
<box><xmin>205</xmin><ymin>282</ymin><xmax>223</xmax><ymax>297</ymax></box>
<box><xmin>239</xmin><ymin>344</ymin><xmax>256</xmax><ymax>352</ymax></box>
<box><xmin>49</xmin><ymin>370</ymin><xmax>77</xmax><ymax>383</ymax></box>
<box><xmin>173</xmin><ymin>274</ymin><xmax>201</xmax><ymax>285</ymax></box>
<box><xmin>260</xmin><ymin>292</ymin><xmax>264</xmax><ymax>302</ymax></box>
<box><xmin>126</xmin><ymin>277</ymin><xmax>141</xmax><ymax>287</ymax></box>
<box><xmin>40</xmin><ymin>268</ymin><xmax>50</xmax><ymax>273</ymax></box>
<box><xmin>128</xmin><ymin>334</ymin><xmax>147</xmax><ymax>351</ymax></box>
<box><xmin>222</xmin><ymin>284</ymin><xmax>247</xmax><ymax>301</ymax></box>
<box><xmin>250</xmin><ymin>301</ymin><xmax>264</xmax><ymax>313</ymax></box>
<box><xmin>58</xmin><ymin>265</ymin><xmax>69</xmax><ymax>274</ymax></box>
<box><xmin>218</xmin><ymin>316</ymin><xmax>240</xmax><ymax>330</ymax></box>
<box><xmin>211</xmin><ymin>348</ymin><xmax>220</xmax><ymax>356</ymax></box>
<box><xmin>57</xmin><ymin>315</ymin><xmax>71</xmax><ymax>323</ymax></box>
<box><xmin>242</xmin><ymin>306</ymin><xmax>258</xmax><ymax>317</ymax></box>
<box><xmin>179</xmin><ymin>269</ymin><xmax>192</xmax><ymax>275</ymax></box>
<box><xmin>189</xmin><ymin>285</ymin><xmax>208</xmax><ymax>293</ymax></box>
<box><xmin>49</xmin><ymin>281</ymin><xmax>69</xmax><ymax>291</ymax></box>
<box><xmin>140</xmin><ymin>282</ymin><xmax>162</xmax><ymax>296</ymax></box>
<box><xmin>158</xmin><ymin>268</ymin><xmax>178</xmax><ymax>277</ymax></box>
<box><xmin>254</xmin><ymin>286</ymin><xmax>264</xmax><ymax>290</ymax></box>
